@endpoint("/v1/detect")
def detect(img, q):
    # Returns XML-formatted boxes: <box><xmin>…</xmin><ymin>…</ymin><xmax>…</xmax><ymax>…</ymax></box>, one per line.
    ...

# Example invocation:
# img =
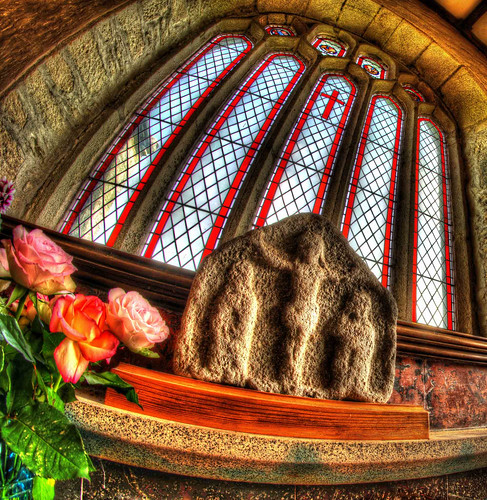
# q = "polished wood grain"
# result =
<box><xmin>3</xmin><ymin>216</ymin><xmax>487</xmax><ymax>365</ymax></box>
<box><xmin>105</xmin><ymin>363</ymin><xmax>430</xmax><ymax>441</ymax></box>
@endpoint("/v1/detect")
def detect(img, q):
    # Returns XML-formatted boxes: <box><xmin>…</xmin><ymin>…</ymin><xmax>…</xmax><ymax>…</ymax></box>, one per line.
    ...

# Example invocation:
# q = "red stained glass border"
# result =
<box><xmin>61</xmin><ymin>34</ymin><xmax>253</xmax><ymax>242</ymax></box>
<box><xmin>342</xmin><ymin>94</ymin><xmax>403</xmax><ymax>288</ymax></box>
<box><xmin>144</xmin><ymin>53</ymin><xmax>306</xmax><ymax>259</ymax></box>
<box><xmin>402</xmin><ymin>84</ymin><xmax>425</xmax><ymax>102</ymax></box>
<box><xmin>254</xmin><ymin>73</ymin><xmax>356</xmax><ymax>228</ymax></box>
<box><xmin>356</xmin><ymin>55</ymin><xmax>387</xmax><ymax>79</ymax></box>
<box><xmin>265</xmin><ymin>25</ymin><xmax>296</xmax><ymax>36</ymax></box>
<box><xmin>411</xmin><ymin>118</ymin><xmax>455</xmax><ymax>330</ymax></box>
<box><xmin>311</xmin><ymin>37</ymin><xmax>347</xmax><ymax>57</ymax></box>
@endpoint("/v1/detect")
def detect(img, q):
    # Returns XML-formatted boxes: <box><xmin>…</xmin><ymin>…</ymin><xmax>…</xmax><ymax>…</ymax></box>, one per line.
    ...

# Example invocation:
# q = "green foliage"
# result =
<box><xmin>0</xmin><ymin>314</ymin><xmax>34</xmax><ymax>363</ymax></box>
<box><xmin>1</xmin><ymin>402</ymin><xmax>95</xmax><ymax>480</ymax></box>
<box><xmin>6</xmin><ymin>285</ymin><xmax>27</xmax><ymax>307</ymax></box>
<box><xmin>32</xmin><ymin>477</ymin><xmax>56</xmax><ymax>500</ymax></box>
<box><xmin>84</xmin><ymin>370</ymin><xmax>141</xmax><ymax>408</ymax></box>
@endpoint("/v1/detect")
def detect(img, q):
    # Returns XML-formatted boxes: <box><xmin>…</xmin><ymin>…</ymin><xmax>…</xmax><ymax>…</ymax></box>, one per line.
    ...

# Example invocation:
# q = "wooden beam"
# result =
<box><xmin>105</xmin><ymin>363</ymin><xmax>430</xmax><ymax>441</ymax></box>
<box><xmin>4</xmin><ymin>216</ymin><xmax>487</xmax><ymax>365</ymax></box>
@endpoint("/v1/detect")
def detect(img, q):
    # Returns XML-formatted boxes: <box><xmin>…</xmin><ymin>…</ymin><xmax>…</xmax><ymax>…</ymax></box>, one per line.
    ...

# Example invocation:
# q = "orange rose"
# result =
<box><xmin>50</xmin><ymin>294</ymin><xmax>119</xmax><ymax>383</ymax></box>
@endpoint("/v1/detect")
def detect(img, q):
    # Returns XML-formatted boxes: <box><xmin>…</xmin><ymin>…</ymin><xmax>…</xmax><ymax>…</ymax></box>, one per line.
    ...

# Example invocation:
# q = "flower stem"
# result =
<box><xmin>53</xmin><ymin>374</ymin><xmax>63</xmax><ymax>393</ymax></box>
<box><xmin>14</xmin><ymin>293</ymin><xmax>27</xmax><ymax>322</ymax></box>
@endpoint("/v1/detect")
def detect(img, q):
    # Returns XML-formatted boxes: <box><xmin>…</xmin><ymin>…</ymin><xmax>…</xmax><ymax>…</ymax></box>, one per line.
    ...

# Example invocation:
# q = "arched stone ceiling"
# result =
<box><xmin>1</xmin><ymin>0</ymin><xmax>487</xmax><ymax>334</ymax></box>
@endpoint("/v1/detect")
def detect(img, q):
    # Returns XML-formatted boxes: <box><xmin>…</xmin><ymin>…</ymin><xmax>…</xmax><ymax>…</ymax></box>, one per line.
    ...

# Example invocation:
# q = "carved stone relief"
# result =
<box><xmin>173</xmin><ymin>213</ymin><xmax>397</xmax><ymax>403</ymax></box>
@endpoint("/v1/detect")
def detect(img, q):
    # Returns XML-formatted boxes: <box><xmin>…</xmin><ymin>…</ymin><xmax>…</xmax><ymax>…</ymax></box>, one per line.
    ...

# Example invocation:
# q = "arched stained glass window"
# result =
<box><xmin>342</xmin><ymin>95</ymin><xmax>403</xmax><ymax>287</ymax></box>
<box><xmin>61</xmin><ymin>35</ymin><xmax>252</xmax><ymax>246</ymax></box>
<box><xmin>255</xmin><ymin>74</ymin><xmax>356</xmax><ymax>227</ymax></box>
<box><xmin>143</xmin><ymin>53</ymin><xmax>306</xmax><ymax>271</ymax></box>
<box><xmin>357</xmin><ymin>56</ymin><xmax>387</xmax><ymax>79</ymax></box>
<box><xmin>312</xmin><ymin>37</ymin><xmax>347</xmax><ymax>57</ymax></box>
<box><xmin>265</xmin><ymin>25</ymin><xmax>296</xmax><ymax>36</ymax></box>
<box><xmin>413</xmin><ymin>119</ymin><xmax>455</xmax><ymax>330</ymax></box>
<box><xmin>402</xmin><ymin>84</ymin><xmax>424</xmax><ymax>102</ymax></box>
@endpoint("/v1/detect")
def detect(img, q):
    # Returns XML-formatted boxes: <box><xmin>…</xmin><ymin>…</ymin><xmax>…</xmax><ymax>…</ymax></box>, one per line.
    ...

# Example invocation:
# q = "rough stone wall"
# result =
<box><xmin>1</xmin><ymin>0</ymin><xmax>487</xmax><ymax>333</ymax></box>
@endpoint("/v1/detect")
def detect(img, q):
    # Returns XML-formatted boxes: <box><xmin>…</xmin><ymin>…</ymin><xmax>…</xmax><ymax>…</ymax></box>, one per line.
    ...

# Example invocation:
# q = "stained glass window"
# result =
<box><xmin>412</xmin><ymin>119</ymin><xmax>455</xmax><ymax>330</ymax></box>
<box><xmin>255</xmin><ymin>74</ymin><xmax>356</xmax><ymax>227</ymax></box>
<box><xmin>265</xmin><ymin>25</ymin><xmax>296</xmax><ymax>36</ymax></box>
<box><xmin>342</xmin><ymin>95</ymin><xmax>403</xmax><ymax>287</ymax></box>
<box><xmin>143</xmin><ymin>53</ymin><xmax>306</xmax><ymax>271</ymax></box>
<box><xmin>312</xmin><ymin>37</ymin><xmax>347</xmax><ymax>57</ymax></box>
<box><xmin>357</xmin><ymin>56</ymin><xmax>387</xmax><ymax>79</ymax></box>
<box><xmin>61</xmin><ymin>35</ymin><xmax>252</xmax><ymax>245</ymax></box>
<box><xmin>402</xmin><ymin>84</ymin><xmax>425</xmax><ymax>102</ymax></box>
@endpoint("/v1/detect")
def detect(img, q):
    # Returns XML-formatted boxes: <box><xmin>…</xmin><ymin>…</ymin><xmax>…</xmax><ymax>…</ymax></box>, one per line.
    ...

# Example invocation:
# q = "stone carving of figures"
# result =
<box><xmin>255</xmin><ymin>228</ymin><xmax>329</xmax><ymax>393</ymax></box>
<box><xmin>207</xmin><ymin>260</ymin><xmax>258</xmax><ymax>386</ymax></box>
<box><xmin>331</xmin><ymin>291</ymin><xmax>377</xmax><ymax>401</ymax></box>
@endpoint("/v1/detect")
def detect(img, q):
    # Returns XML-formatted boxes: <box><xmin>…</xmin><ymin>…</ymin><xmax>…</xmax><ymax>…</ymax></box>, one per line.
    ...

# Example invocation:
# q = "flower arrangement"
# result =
<box><xmin>0</xmin><ymin>223</ymin><xmax>169</xmax><ymax>499</ymax></box>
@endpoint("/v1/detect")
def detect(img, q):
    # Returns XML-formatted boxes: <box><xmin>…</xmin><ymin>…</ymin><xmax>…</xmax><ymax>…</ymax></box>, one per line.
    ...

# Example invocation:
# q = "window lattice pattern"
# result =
<box><xmin>312</xmin><ymin>37</ymin><xmax>347</xmax><ymax>57</ymax></box>
<box><xmin>413</xmin><ymin>119</ymin><xmax>455</xmax><ymax>329</ymax></box>
<box><xmin>255</xmin><ymin>74</ymin><xmax>356</xmax><ymax>227</ymax></box>
<box><xmin>143</xmin><ymin>53</ymin><xmax>306</xmax><ymax>271</ymax></box>
<box><xmin>342</xmin><ymin>95</ymin><xmax>403</xmax><ymax>287</ymax></box>
<box><xmin>357</xmin><ymin>56</ymin><xmax>387</xmax><ymax>79</ymax></box>
<box><xmin>61</xmin><ymin>35</ymin><xmax>252</xmax><ymax>245</ymax></box>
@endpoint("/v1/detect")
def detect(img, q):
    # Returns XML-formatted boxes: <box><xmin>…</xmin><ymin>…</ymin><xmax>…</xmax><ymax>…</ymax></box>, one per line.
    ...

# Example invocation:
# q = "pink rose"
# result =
<box><xmin>106</xmin><ymin>288</ymin><xmax>169</xmax><ymax>352</ymax></box>
<box><xmin>0</xmin><ymin>248</ymin><xmax>11</xmax><ymax>292</ymax></box>
<box><xmin>3</xmin><ymin>226</ymin><xmax>76</xmax><ymax>295</ymax></box>
<box><xmin>50</xmin><ymin>294</ymin><xmax>119</xmax><ymax>383</ymax></box>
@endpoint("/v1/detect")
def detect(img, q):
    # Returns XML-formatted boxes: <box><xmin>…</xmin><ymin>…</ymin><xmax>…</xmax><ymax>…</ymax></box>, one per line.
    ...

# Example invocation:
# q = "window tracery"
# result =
<box><xmin>311</xmin><ymin>37</ymin><xmax>347</xmax><ymax>57</ymax></box>
<box><xmin>58</xmin><ymin>19</ymin><xmax>464</xmax><ymax>331</ymax></box>
<box><xmin>61</xmin><ymin>34</ymin><xmax>253</xmax><ymax>246</ymax></box>
<box><xmin>143</xmin><ymin>53</ymin><xmax>305</xmax><ymax>270</ymax></box>
<box><xmin>356</xmin><ymin>55</ymin><xmax>387</xmax><ymax>79</ymax></box>
<box><xmin>412</xmin><ymin>118</ymin><xmax>455</xmax><ymax>329</ymax></box>
<box><xmin>341</xmin><ymin>95</ymin><xmax>403</xmax><ymax>288</ymax></box>
<box><xmin>265</xmin><ymin>25</ymin><xmax>296</xmax><ymax>36</ymax></box>
<box><xmin>255</xmin><ymin>74</ymin><xmax>356</xmax><ymax>227</ymax></box>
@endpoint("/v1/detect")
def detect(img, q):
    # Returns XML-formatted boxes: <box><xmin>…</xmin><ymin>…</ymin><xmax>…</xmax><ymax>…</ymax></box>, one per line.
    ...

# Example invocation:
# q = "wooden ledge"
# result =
<box><xmin>3</xmin><ymin>216</ymin><xmax>487</xmax><ymax>366</ymax></box>
<box><xmin>105</xmin><ymin>363</ymin><xmax>429</xmax><ymax>441</ymax></box>
<box><xmin>67</xmin><ymin>394</ymin><xmax>487</xmax><ymax>485</ymax></box>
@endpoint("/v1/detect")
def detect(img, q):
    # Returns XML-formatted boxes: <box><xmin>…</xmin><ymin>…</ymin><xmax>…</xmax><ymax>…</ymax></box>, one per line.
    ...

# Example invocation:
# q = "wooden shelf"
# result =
<box><xmin>105</xmin><ymin>363</ymin><xmax>429</xmax><ymax>441</ymax></box>
<box><xmin>3</xmin><ymin>216</ymin><xmax>487</xmax><ymax>365</ymax></box>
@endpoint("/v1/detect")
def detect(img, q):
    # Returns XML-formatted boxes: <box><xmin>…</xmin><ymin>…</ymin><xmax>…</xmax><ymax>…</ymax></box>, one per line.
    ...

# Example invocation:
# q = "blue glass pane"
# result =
<box><xmin>145</xmin><ymin>54</ymin><xmax>304</xmax><ymax>270</ymax></box>
<box><xmin>63</xmin><ymin>35</ymin><xmax>251</xmax><ymax>245</ymax></box>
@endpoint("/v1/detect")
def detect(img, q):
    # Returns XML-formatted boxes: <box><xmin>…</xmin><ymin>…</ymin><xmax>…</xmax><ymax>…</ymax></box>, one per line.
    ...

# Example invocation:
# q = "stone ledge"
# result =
<box><xmin>67</xmin><ymin>394</ymin><xmax>487</xmax><ymax>485</ymax></box>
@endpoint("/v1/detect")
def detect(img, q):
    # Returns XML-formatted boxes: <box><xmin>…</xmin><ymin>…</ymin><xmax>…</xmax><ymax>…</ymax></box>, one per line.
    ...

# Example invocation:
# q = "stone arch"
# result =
<box><xmin>1</xmin><ymin>0</ymin><xmax>487</xmax><ymax>332</ymax></box>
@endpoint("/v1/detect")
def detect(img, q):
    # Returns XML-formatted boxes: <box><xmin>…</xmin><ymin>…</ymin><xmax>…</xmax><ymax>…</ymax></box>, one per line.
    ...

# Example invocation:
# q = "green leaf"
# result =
<box><xmin>1</xmin><ymin>402</ymin><xmax>95</xmax><ymax>480</ymax></box>
<box><xmin>32</xmin><ymin>477</ymin><xmax>55</xmax><ymax>500</ymax></box>
<box><xmin>41</xmin><ymin>330</ymin><xmax>64</xmax><ymax>372</ymax></box>
<box><xmin>0</xmin><ymin>314</ymin><xmax>34</xmax><ymax>362</ymax></box>
<box><xmin>6</xmin><ymin>359</ymin><xmax>34</xmax><ymax>412</ymax></box>
<box><xmin>7</xmin><ymin>284</ymin><xmax>27</xmax><ymax>307</ymax></box>
<box><xmin>0</xmin><ymin>344</ymin><xmax>4</xmax><ymax>373</ymax></box>
<box><xmin>44</xmin><ymin>388</ymin><xmax>65</xmax><ymax>413</ymax></box>
<box><xmin>135</xmin><ymin>347</ymin><xmax>160</xmax><ymax>358</ymax></box>
<box><xmin>0</xmin><ymin>297</ymin><xmax>8</xmax><ymax>316</ymax></box>
<box><xmin>58</xmin><ymin>383</ymin><xmax>76</xmax><ymax>404</ymax></box>
<box><xmin>84</xmin><ymin>371</ymin><xmax>141</xmax><ymax>408</ymax></box>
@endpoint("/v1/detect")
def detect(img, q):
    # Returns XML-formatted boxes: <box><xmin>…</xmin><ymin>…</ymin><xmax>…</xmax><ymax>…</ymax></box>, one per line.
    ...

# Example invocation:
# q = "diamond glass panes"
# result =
<box><xmin>413</xmin><ymin>119</ymin><xmax>455</xmax><ymax>330</ymax></box>
<box><xmin>312</xmin><ymin>37</ymin><xmax>347</xmax><ymax>57</ymax></box>
<box><xmin>265</xmin><ymin>25</ymin><xmax>296</xmax><ymax>36</ymax></box>
<box><xmin>61</xmin><ymin>35</ymin><xmax>252</xmax><ymax>245</ymax></box>
<box><xmin>255</xmin><ymin>74</ymin><xmax>356</xmax><ymax>227</ymax></box>
<box><xmin>144</xmin><ymin>53</ymin><xmax>306</xmax><ymax>271</ymax></box>
<box><xmin>342</xmin><ymin>95</ymin><xmax>403</xmax><ymax>287</ymax></box>
<box><xmin>357</xmin><ymin>56</ymin><xmax>387</xmax><ymax>79</ymax></box>
<box><xmin>402</xmin><ymin>84</ymin><xmax>425</xmax><ymax>102</ymax></box>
